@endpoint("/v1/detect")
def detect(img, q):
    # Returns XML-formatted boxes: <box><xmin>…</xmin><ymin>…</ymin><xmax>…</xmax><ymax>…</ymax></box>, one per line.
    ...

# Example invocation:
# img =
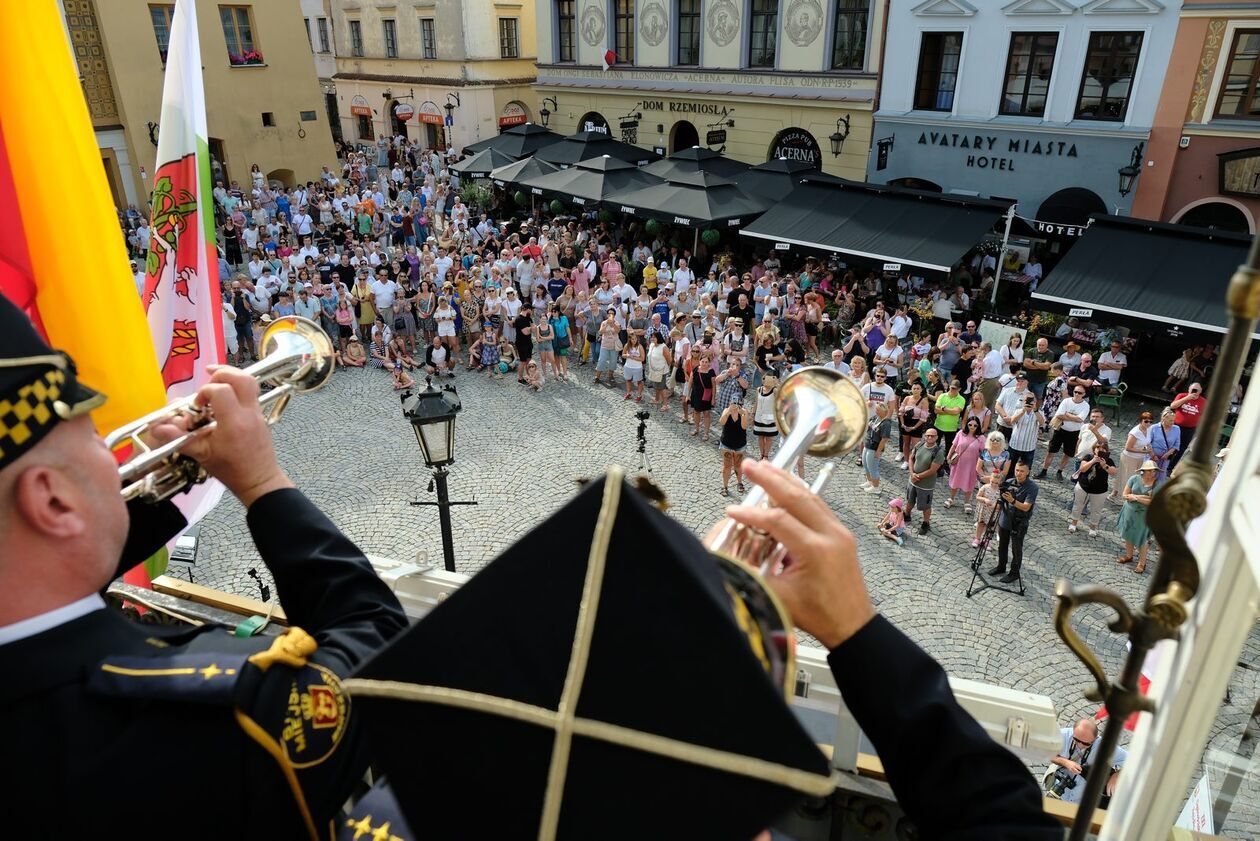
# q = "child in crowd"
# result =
<box><xmin>390</xmin><ymin>355</ymin><xmax>414</xmax><ymax>390</ymax></box>
<box><xmin>497</xmin><ymin>338</ymin><xmax>517</xmax><ymax>376</ymax></box>
<box><xmin>878</xmin><ymin>498</ymin><xmax>907</xmax><ymax>547</ymax></box>
<box><xmin>524</xmin><ymin>359</ymin><xmax>542</xmax><ymax>391</ymax></box>
<box><xmin>972</xmin><ymin>470</ymin><xmax>1002</xmax><ymax>548</ymax></box>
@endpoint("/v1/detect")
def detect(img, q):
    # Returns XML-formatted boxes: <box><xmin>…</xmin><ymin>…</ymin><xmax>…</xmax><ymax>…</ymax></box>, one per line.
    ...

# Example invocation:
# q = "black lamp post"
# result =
<box><xmin>1118</xmin><ymin>142</ymin><xmax>1144</xmax><ymax>198</ymax></box>
<box><xmin>540</xmin><ymin>96</ymin><xmax>558</xmax><ymax>127</ymax></box>
<box><xmin>403</xmin><ymin>379</ymin><xmax>471</xmax><ymax>572</ymax></box>
<box><xmin>829</xmin><ymin>114</ymin><xmax>851</xmax><ymax>158</ymax></box>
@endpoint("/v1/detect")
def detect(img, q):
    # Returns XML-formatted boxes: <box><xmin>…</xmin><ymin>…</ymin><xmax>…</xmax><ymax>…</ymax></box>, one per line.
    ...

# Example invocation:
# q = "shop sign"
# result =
<box><xmin>1219</xmin><ymin>147</ymin><xmax>1260</xmax><ymax>198</ymax></box>
<box><xmin>768</xmin><ymin>128</ymin><xmax>822</xmax><ymax>167</ymax></box>
<box><xmin>706</xmin><ymin>129</ymin><xmax>727</xmax><ymax>146</ymax></box>
<box><xmin>883</xmin><ymin>262</ymin><xmax>901</xmax><ymax>272</ymax></box>
<box><xmin>580</xmin><ymin>111</ymin><xmax>610</xmax><ymax>134</ymax></box>
<box><xmin>418</xmin><ymin>101</ymin><xmax>444</xmax><ymax>125</ymax></box>
<box><xmin>876</xmin><ymin>136</ymin><xmax>894</xmax><ymax>171</ymax></box>
<box><xmin>1068</xmin><ymin>307</ymin><xmax>1093</xmax><ymax>318</ymax></box>
<box><xmin>774</xmin><ymin>242</ymin><xmax>790</xmax><ymax>251</ymax></box>
<box><xmin>394</xmin><ymin>103</ymin><xmax>415</xmax><ymax>122</ymax></box>
<box><xmin>499</xmin><ymin>101</ymin><xmax>528</xmax><ymax>128</ymax></box>
<box><xmin>641</xmin><ymin>100</ymin><xmax>729</xmax><ymax>116</ymax></box>
<box><xmin>653</xmin><ymin>146</ymin><xmax>666</xmax><ymax>156</ymax></box>
<box><xmin>350</xmin><ymin>95</ymin><xmax>372</xmax><ymax>117</ymax></box>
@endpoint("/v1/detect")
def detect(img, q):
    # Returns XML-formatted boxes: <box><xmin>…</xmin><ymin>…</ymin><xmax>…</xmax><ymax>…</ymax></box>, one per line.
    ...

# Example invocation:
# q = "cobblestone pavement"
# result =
<box><xmin>191</xmin><ymin>359</ymin><xmax>1259</xmax><ymax>835</ymax></box>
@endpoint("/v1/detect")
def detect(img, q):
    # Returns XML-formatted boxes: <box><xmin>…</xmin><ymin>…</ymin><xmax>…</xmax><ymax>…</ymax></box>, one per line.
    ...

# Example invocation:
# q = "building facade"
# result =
<box><xmin>66</xmin><ymin>0</ymin><xmax>337</xmax><ymax>211</ymax></box>
<box><xmin>300</xmin><ymin>0</ymin><xmax>343</xmax><ymax>143</ymax></box>
<box><xmin>867</xmin><ymin>0</ymin><xmax>1177</xmax><ymax>239</ymax></box>
<box><xmin>1130</xmin><ymin>0</ymin><xmax>1260</xmax><ymax>234</ymax></box>
<box><xmin>327</xmin><ymin>0</ymin><xmax>538</xmax><ymax>151</ymax></box>
<box><xmin>533</xmin><ymin>0</ymin><xmax>886</xmax><ymax>180</ymax></box>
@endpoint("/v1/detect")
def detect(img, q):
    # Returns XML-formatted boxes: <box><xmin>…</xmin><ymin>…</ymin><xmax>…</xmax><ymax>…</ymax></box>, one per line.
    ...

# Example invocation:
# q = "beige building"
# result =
<box><xmin>533</xmin><ymin>1</ymin><xmax>885</xmax><ymax>180</ymax></box>
<box><xmin>65</xmin><ymin>0</ymin><xmax>337</xmax><ymax>211</ymax></box>
<box><xmin>327</xmin><ymin>0</ymin><xmax>539</xmax><ymax>151</ymax></box>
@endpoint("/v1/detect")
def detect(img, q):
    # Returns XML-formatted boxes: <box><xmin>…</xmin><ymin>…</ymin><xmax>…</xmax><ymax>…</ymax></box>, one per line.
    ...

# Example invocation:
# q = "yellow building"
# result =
<box><xmin>533</xmin><ymin>1</ymin><xmax>885</xmax><ymax>180</ymax></box>
<box><xmin>328</xmin><ymin>0</ymin><xmax>538</xmax><ymax>151</ymax></box>
<box><xmin>64</xmin><ymin>0</ymin><xmax>337</xmax><ymax>211</ymax></box>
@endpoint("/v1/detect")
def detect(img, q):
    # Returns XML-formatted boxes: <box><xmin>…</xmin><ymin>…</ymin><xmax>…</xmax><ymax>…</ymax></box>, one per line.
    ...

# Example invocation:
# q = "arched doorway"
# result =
<box><xmin>670</xmin><ymin>120</ymin><xmax>699</xmax><ymax>153</ymax></box>
<box><xmin>578</xmin><ymin>111</ymin><xmax>610</xmax><ymax>134</ymax></box>
<box><xmin>266</xmin><ymin>168</ymin><xmax>295</xmax><ymax>189</ymax></box>
<box><xmin>389</xmin><ymin>100</ymin><xmax>410</xmax><ymax>139</ymax></box>
<box><xmin>887</xmin><ymin>177</ymin><xmax>943</xmax><ymax>192</ymax></box>
<box><xmin>1174</xmin><ymin>200</ymin><xmax>1253</xmax><ymax>234</ymax></box>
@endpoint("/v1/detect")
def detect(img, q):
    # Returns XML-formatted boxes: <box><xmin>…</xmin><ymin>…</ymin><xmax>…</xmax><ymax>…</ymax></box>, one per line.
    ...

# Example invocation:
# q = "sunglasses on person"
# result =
<box><xmin>1073</xmin><ymin>390</ymin><xmax>1086</xmax><ymax>396</ymax></box>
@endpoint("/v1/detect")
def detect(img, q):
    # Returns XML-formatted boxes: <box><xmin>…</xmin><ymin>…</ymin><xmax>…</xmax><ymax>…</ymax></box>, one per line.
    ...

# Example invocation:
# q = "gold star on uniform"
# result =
<box><xmin>346</xmin><ymin>815</ymin><xmax>373</xmax><ymax>840</ymax></box>
<box><xmin>198</xmin><ymin>663</ymin><xmax>223</xmax><ymax>680</ymax></box>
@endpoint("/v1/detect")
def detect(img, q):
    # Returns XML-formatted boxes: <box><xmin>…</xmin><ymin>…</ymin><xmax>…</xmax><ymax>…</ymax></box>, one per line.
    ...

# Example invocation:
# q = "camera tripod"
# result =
<box><xmin>966</xmin><ymin>503</ymin><xmax>1026</xmax><ymax>597</ymax></box>
<box><xmin>634</xmin><ymin>409</ymin><xmax>653</xmax><ymax>475</ymax></box>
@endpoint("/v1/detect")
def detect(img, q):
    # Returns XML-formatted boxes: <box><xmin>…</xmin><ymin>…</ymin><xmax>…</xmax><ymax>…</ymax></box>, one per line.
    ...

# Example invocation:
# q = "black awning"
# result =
<box><xmin>740</xmin><ymin>181</ymin><xmax>1010</xmax><ymax>273</ymax></box>
<box><xmin>1032</xmin><ymin>215</ymin><xmax>1252</xmax><ymax>335</ymax></box>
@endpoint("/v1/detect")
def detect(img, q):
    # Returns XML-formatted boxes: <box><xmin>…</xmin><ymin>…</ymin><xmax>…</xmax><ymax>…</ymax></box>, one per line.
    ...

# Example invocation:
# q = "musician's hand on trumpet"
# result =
<box><xmin>148</xmin><ymin>365</ymin><xmax>294</xmax><ymax>508</ymax></box>
<box><xmin>722</xmin><ymin>459</ymin><xmax>875</xmax><ymax>650</ymax></box>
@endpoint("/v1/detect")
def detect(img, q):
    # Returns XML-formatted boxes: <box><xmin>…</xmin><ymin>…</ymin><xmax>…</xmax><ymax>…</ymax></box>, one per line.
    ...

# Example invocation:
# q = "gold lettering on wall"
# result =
<box><xmin>64</xmin><ymin>0</ymin><xmax>119</xmax><ymax>123</ymax></box>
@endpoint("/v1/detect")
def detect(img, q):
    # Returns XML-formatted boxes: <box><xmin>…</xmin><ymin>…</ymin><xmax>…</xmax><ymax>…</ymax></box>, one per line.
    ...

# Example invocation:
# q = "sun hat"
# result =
<box><xmin>1138</xmin><ymin>459</ymin><xmax>1158</xmax><ymax>472</ymax></box>
<box><xmin>889</xmin><ymin>498</ymin><xmax>904</xmax><ymax>509</ymax></box>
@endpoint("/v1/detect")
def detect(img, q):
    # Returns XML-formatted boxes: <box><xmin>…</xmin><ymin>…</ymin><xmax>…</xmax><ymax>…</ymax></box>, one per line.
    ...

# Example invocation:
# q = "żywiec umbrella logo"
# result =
<box><xmin>142</xmin><ymin>153</ymin><xmax>201</xmax><ymax>387</ymax></box>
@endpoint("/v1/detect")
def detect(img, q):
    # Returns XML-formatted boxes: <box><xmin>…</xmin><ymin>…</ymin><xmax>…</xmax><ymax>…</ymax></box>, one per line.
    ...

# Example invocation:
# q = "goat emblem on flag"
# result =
<box><xmin>143</xmin><ymin>154</ymin><xmax>203</xmax><ymax>388</ymax></box>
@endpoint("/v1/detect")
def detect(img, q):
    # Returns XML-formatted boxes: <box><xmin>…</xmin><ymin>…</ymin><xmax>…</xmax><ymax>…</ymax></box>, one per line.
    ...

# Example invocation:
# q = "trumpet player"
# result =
<box><xmin>0</xmin><ymin>296</ymin><xmax>407</xmax><ymax>839</ymax></box>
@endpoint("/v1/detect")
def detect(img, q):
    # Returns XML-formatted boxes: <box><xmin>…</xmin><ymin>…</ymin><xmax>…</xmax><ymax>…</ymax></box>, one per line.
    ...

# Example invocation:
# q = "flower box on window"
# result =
<box><xmin>228</xmin><ymin>50</ymin><xmax>265</xmax><ymax>66</ymax></box>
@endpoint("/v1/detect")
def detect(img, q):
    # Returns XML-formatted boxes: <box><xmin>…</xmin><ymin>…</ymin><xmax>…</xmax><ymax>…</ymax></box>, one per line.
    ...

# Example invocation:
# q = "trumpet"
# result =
<box><xmin>706</xmin><ymin>366</ymin><xmax>867</xmax><ymax>573</ymax></box>
<box><xmin>108</xmin><ymin>316</ymin><xmax>335</xmax><ymax>503</ymax></box>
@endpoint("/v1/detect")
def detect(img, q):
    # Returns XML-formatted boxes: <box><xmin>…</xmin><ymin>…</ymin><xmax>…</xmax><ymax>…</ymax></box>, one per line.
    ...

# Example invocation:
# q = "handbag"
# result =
<box><xmin>947</xmin><ymin>447</ymin><xmax>960</xmax><ymax>467</ymax></box>
<box><xmin>1050</xmin><ymin>415</ymin><xmax>1064</xmax><ymax>431</ymax></box>
<box><xmin>555</xmin><ymin>333</ymin><xmax>571</xmax><ymax>350</ymax></box>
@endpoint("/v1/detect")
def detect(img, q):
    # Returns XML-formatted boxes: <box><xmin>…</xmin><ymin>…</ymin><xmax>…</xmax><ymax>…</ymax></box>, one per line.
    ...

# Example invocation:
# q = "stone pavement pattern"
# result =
<box><xmin>191</xmin><ymin>362</ymin><xmax>1260</xmax><ymax>837</ymax></box>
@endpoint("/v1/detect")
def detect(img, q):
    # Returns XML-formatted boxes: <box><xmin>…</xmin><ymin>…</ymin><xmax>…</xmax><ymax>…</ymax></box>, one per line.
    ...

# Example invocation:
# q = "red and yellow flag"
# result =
<box><xmin>0</xmin><ymin>1</ymin><xmax>168</xmax><ymax>583</ymax></box>
<box><xmin>0</xmin><ymin>0</ymin><xmax>166</xmax><ymax>434</ymax></box>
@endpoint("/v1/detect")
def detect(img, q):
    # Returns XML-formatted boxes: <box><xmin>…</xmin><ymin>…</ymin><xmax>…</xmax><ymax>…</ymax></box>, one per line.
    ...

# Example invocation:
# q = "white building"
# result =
<box><xmin>300</xmin><ymin>0</ymin><xmax>342</xmax><ymax>143</ymax></box>
<box><xmin>868</xmin><ymin>0</ymin><xmax>1179</xmax><ymax>242</ymax></box>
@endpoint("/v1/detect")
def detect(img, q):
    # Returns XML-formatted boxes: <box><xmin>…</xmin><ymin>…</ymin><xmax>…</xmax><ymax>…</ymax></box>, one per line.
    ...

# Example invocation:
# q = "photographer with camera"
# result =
<box><xmin>1046</xmin><ymin>718</ymin><xmax>1125</xmax><ymax>806</ymax></box>
<box><xmin>987</xmin><ymin>460</ymin><xmax>1038</xmax><ymax>584</ymax></box>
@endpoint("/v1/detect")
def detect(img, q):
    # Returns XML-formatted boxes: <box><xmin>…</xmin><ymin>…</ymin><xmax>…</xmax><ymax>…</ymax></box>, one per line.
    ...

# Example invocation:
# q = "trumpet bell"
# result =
<box><xmin>257</xmin><ymin>316</ymin><xmax>334</xmax><ymax>393</ymax></box>
<box><xmin>774</xmin><ymin>366</ymin><xmax>867</xmax><ymax>457</ymax></box>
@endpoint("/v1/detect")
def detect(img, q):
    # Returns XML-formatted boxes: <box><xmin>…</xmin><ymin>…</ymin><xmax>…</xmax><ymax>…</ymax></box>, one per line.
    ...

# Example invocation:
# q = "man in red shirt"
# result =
<box><xmin>1170</xmin><ymin>382</ymin><xmax>1206</xmax><ymax>462</ymax></box>
<box><xmin>520</xmin><ymin>236</ymin><xmax>543</xmax><ymax>262</ymax></box>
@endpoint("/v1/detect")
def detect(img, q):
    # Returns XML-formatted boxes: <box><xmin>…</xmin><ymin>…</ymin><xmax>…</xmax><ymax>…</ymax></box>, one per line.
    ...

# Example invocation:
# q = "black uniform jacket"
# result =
<box><xmin>1</xmin><ymin>488</ymin><xmax>407</xmax><ymax>840</ymax></box>
<box><xmin>829</xmin><ymin>614</ymin><xmax>1063</xmax><ymax>840</ymax></box>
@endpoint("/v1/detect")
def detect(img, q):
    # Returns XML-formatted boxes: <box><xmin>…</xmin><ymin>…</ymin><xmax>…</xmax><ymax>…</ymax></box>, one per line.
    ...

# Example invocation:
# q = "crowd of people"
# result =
<box><xmin>122</xmin><ymin>134</ymin><xmax>1242</xmax><ymax>588</ymax></box>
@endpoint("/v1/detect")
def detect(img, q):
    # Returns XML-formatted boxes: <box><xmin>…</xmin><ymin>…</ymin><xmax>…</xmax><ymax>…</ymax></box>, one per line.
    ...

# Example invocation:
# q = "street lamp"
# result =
<box><xmin>829</xmin><ymin>114</ymin><xmax>851</xmax><ymax>158</ymax></box>
<box><xmin>540</xmin><ymin>96</ymin><xmax>558</xmax><ymax>127</ymax></box>
<box><xmin>402</xmin><ymin>379</ymin><xmax>467</xmax><ymax>572</ymax></box>
<box><xmin>1118</xmin><ymin>142</ymin><xmax>1145</xmax><ymax>198</ymax></box>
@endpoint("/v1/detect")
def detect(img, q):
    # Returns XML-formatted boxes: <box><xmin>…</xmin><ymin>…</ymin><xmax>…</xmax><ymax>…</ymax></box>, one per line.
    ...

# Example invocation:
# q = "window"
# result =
<box><xmin>300</xmin><ymin>110</ymin><xmax>318</xmax><ymax>121</ymax></box>
<box><xmin>357</xmin><ymin>114</ymin><xmax>375</xmax><ymax>141</ymax></box>
<box><xmin>1216</xmin><ymin>29</ymin><xmax>1260</xmax><ymax>119</ymax></box>
<box><xmin>749</xmin><ymin>0</ymin><xmax>778</xmax><ymax>68</ymax></box>
<box><xmin>383</xmin><ymin>19</ymin><xmax>398</xmax><ymax>57</ymax></box>
<box><xmin>420</xmin><ymin>18</ymin><xmax>436</xmax><ymax>58</ymax></box>
<box><xmin>261</xmin><ymin>111</ymin><xmax>275</xmax><ymax>127</ymax></box>
<box><xmin>914</xmin><ymin>32</ymin><xmax>962</xmax><ymax>110</ymax></box>
<box><xmin>1000</xmin><ymin>32</ymin><xmax>1059</xmax><ymax>117</ymax></box>
<box><xmin>556</xmin><ymin>0</ymin><xmax>576</xmax><ymax>62</ymax></box>
<box><xmin>615</xmin><ymin>0</ymin><xmax>635</xmax><ymax>65</ymax></box>
<box><xmin>499</xmin><ymin>17</ymin><xmax>519</xmax><ymax>58</ymax></box>
<box><xmin>677</xmin><ymin>0</ymin><xmax>700</xmax><ymax>66</ymax></box>
<box><xmin>349</xmin><ymin>19</ymin><xmax>363</xmax><ymax>56</ymax></box>
<box><xmin>1074</xmin><ymin>31</ymin><xmax>1142</xmax><ymax>121</ymax></box>
<box><xmin>831</xmin><ymin>0</ymin><xmax>867</xmax><ymax>71</ymax></box>
<box><xmin>149</xmin><ymin>4</ymin><xmax>174</xmax><ymax>63</ymax></box>
<box><xmin>317</xmin><ymin>17</ymin><xmax>330</xmax><ymax>52</ymax></box>
<box><xmin>219</xmin><ymin>6</ymin><xmax>259</xmax><ymax>63</ymax></box>
<box><xmin>304</xmin><ymin>18</ymin><xmax>313</xmax><ymax>51</ymax></box>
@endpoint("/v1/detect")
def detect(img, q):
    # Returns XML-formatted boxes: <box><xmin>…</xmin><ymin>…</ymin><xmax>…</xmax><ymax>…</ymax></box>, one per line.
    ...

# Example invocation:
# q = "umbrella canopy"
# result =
<box><xmin>605</xmin><ymin>170</ymin><xmax>769</xmax><ymax>229</ymax></box>
<box><xmin>533</xmin><ymin>130</ymin><xmax>660</xmax><ymax>168</ymax></box>
<box><xmin>642</xmin><ymin>145</ymin><xmax>750</xmax><ymax>180</ymax></box>
<box><xmin>450</xmin><ymin>147</ymin><xmax>516</xmax><ymax>179</ymax></box>
<box><xmin>520</xmin><ymin>155</ymin><xmax>663</xmax><ymax>207</ymax></box>
<box><xmin>461</xmin><ymin>122</ymin><xmax>565</xmax><ymax>158</ymax></box>
<box><xmin>489</xmin><ymin>156</ymin><xmax>560</xmax><ymax>190</ymax></box>
<box><xmin>733</xmin><ymin>157</ymin><xmax>845</xmax><ymax>202</ymax></box>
